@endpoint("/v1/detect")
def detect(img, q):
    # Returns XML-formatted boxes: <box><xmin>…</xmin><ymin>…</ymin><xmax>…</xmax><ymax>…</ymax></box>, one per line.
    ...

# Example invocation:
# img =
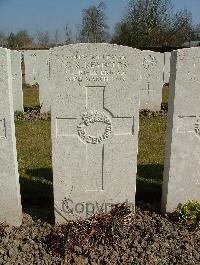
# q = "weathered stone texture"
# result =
<box><xmin>23</xmin><ymin>50</ymin><xmax>39</xmax><ymax>85</ymax></box>
<box><xmin>163</xmin><ymin>52</ymin><xmax>171</xmax><ymax>84</ymax></box>
<box><xmin>11</xmin><ymin>50</ymin><xmax>23</xmax><ymax>111</ymax></box>
<box><xmin>0</xmin><ymin>48</ymin><xmax>22</xmax><ymax>226</ymax></box>
<box><xmin>36</xmin><ymin>50</ymin><xmax>51</xmax><ymax>112</ymax></box>
<box><xmin>162</xmin><ymin>48</ymin><xmax>200</xmax><ymax>212</ymax></box>
<box><xmin>50</xmin><ymin>44</ymin><xmax>141</xmax><ymax>223</ymax></box>
<box><xmin>140</xmin><ymin>51</ymin><xmax>164</xmax><ymax>110</ymax></box>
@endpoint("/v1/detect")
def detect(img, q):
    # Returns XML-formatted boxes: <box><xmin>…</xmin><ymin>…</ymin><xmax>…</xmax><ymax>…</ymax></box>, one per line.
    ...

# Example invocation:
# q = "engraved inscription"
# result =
<box><xmin>60</xmin><ymin>54</ymin><xmax>127</xmax><ymax>82</ymax></box>
<box><xmin>185</xmin><ymin>71</ymin><xmax>200</xmax><ymax>83</ymax></box>
<box><xmin>195</xmin><ymin>117</ymin><xmax>200</xmax><ymax>137</ymax></box>
<box><xmin>178</xmin><ymin>116</ymin><xmax>200</xmax><ymax>139</ymax></box>
<box><xmin>0</xmin><ymin>118</ymin><xmax>6</xmax><ymax>138</ymax></box>
<box><xmin>77</xmin><ymin>110</ymin><xmax>112</xmax><ymax>144</ymax></box>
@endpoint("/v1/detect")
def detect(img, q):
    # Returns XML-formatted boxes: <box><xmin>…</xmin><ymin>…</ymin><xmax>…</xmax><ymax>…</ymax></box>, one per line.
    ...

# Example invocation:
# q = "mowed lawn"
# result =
<box><xmin>15</xmin><ymin>85</ymin><xmax>168</xmax><ymax>219</ymax></box>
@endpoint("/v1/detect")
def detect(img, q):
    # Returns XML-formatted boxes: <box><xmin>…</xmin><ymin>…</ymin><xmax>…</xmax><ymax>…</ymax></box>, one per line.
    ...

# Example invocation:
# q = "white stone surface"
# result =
<box><xmin>162</xmin><ymin>48</ymin><xmax>200</xmax><ymax>213</ymax></box>
<box><xmin>140</xmin><ymin>51</ymin><xmax>164</xmax><ymax>110</ymax></box>
<box><xmin>163</xmin><ymin>52</ymin><xmax>171</xmax><ymax>84</ymax></box>
<box><xmin>11</xmin><ymin>50</ymin><xmax>23</xmax><ymax>112</ymax></box>
<box><xmin>36</xmin><ymin>50</ymin><xmax>51</xmax><ymax>112</ymax></box>
<box><xmin>0</xmin><ymin>48</ymin><xmax>22</xmax><ymax>226</ymax></box>
<box><xmin>23</xmin><ymin>50</ymin><xmax>39</xmax><ymax>85</ymax></box>
<box><xmin>50</xmin><ymin>44</ymin><xmax>141</xmax><ymax>223</ymax></box>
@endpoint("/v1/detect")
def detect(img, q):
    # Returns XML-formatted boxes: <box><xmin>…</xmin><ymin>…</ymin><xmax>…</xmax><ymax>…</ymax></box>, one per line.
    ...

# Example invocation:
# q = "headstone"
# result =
<box><xmin>162</xmin><ymin>48</ymin><xmax>200</xmax><ymax>213</ymax></box>
<box><xmin>163</xmin><ymin>52</ymin><xmax>171</xmax><ymax>84</ymax></box>
<box><xmin>23</xmin><ymin>50</ymin><xmax>39</xmax><ymax>85</ymax></box>
<box><xmin>11</xmin><ymin>50</ymin><xmax>23</xmax><ymax>112</ymax></box>
<box><xmin>50</xmin><ymin>44</ymin><xmax>141</xmax><ymax>223</ymax></box>
<box><xmin>37</xmin><ymin>50</ymin><xmax>51</xmax><ymax>112</ymax></box>
<box><xmin>140</xmin><ymin>51</ymin><xmax>164</xmax><ymax>110</ymax></box>
<box><xmin>0</xmin><ymin>48</ymin><xmax>22</xmax><ymax>226</ymax></box>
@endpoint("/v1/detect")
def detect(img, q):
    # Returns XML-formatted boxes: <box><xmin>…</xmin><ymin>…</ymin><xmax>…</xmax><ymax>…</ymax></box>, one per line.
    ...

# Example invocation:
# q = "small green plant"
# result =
<box><xmin>32</xmin><ymin>82</ymin><xmax>39</xmax><ymax>89</ymax></box>
<box><xmin>175</xmin><ymin>200</ymin><xmax>200</xmax><ymax>228</ymax></box>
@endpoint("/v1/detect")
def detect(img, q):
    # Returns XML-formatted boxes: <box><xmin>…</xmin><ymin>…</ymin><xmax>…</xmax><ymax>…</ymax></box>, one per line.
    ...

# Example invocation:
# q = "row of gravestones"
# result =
<box><xmin>0</xmin><ymin>44</ymin><xmax>199</xmax><ymax>227</ymax></box>
<box><xmin>21</xmin><ymin>49</ymin><xmax>171</xmax><ymax>112</ymax></box>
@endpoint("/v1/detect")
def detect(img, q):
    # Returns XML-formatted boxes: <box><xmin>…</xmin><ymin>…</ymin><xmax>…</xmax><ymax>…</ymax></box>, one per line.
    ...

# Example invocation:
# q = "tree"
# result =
<box><xmin>0</xmin><ymin>32</ymin><xmax>7</xmax><ymax>47</ymax></box>
<box><xmin>79</xmin><ymin>1</ymin><xmax>109</xmax><ymax>43</ymax></box>
<box><xmin>53</xmin><ymin>30</ymin><xmax>60</xmax><ymax>46</ymax></box>
<box><xmin>191</xmin><ymin>23</ymin><xmax>200</xmax><ymax>41</ymax></box>
<box><xmin>167</xmin><ymin>9</ymin><xmax>192</xmax><ymax>46</ymax></box>
<box><xmin>7</xmin><ymin>33</ymin><xmax>18</xmax><ymax>49</ymax></box>
<box><xmin>36</xmin><ymin>30</ymin><xmax>50</xmax><ymax>46</ymax></box>
<box><xmin>112</xmin><ymin>0</ymin><xmax>192</xmax><ymax>47</ymax></box>
<box><xmin>7</xmin><ymin>30</ymin><xmax>33</xmax><ymax>49</ymax></box>
<box><xmin>64</xmin><ymin>23</ymin><xmax>73</xmax><ymax>44</ymax></box>
<box><xmin>16</xmin><ymin>30</ymin><xmax>33</xmax><ymax>47</ymax></box>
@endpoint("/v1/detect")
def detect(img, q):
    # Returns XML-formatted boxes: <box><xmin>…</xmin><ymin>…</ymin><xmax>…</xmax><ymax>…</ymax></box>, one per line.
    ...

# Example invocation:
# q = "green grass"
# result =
<box><xmin>15</xmin><ymin>86</ymin><xmax>168</xmax><ymax>220</ymax></box>
<box><xmin>23</xmin><ymin>84</ymin><xmax>40</xmax><ymax>109</ymax></box>
<box><xmin>137</xmin><ymin>116</ymin><xmax>167</xmax><ymax>201</ymax></box>
<box><xmin>162</xmin><ymin>85</ymin><xmax>169</xmax><ymax>105</ymax></box>
<box><xmin>15</xmin><ymin>120</ymin><xmax>53</xmax><ymax>221</ymax></box>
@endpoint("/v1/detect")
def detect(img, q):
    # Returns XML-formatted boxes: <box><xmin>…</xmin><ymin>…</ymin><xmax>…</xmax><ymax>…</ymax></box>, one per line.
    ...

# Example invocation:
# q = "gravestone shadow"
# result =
<box><xmin>20</xmin><ymin>167</ymin><xmax>54</xmax><ymax>224</ymax></box>
<box><xmin>136</xmin><ymin>164</ymin><xmax>164</xmax><ymax>203</ymax></box>
<box><xmin>26</xmin><ymin>168</ymin><xmax>53</xmax><ymax>183</ymax></box>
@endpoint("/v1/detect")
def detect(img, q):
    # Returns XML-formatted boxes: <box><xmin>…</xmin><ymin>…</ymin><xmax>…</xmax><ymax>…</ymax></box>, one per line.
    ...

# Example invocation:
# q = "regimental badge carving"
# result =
<box><xmin>194</xmin><ymin>118</ymin><xmax>200</xmax><ymax>137</ymax></box>
<box><xmin>143</xmin><ymin>55</ymin><xmax>157</xmax><ymax>70</ymax></box>
<box><xmin>77</xmin><ymin>110</ymin><xmax>112</xmax><ymax>144</ymax></box>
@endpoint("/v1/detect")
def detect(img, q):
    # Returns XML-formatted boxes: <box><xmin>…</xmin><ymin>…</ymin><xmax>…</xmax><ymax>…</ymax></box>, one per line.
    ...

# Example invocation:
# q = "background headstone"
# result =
<box><xmin>37</xmin><ymin>50</ymin><xmax>51</xmax><ymax>112</ymax></box>
<box><xmin>140</xmin><ymin>51</ymin><xmax>164</xmax><ymax>110</ymax></box>
<box><xmin>23</xmin><ymin>50</ymin><xmax>39</xmax><ymax>85</ymax></box>
<box><xmin>11</xmin><ymin>50</ymin><xmax>23</xmax><ymax>112</ymax></box>
<box><xmin>0</xmin><ymin>48</ymin><xmax>22</xmax><ymax>226</ymax></box>
<box><xmin>50</xmin><ymin>44</ymin><xmax>141</xmax><ymax>223</ymax></box>
<box><xmin>163</xmin><ymin>52</ymin><xmax>171</xmax><ymax>84</ymax></box>
<box><xmin>162</xmin><ymin>48</ymin><xmax>200</xmax><ymax>213</ymax></box>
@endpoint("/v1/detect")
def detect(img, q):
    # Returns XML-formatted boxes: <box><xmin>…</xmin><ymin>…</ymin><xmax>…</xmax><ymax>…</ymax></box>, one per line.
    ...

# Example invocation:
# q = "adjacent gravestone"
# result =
<box><xmin>50</xmin><ymin>44</ymin><xmax>141</xmax><ymax>223</ymax></box>
<box><xmin>11</xmin><ymin>50</ymin><xmax>23</xmax><ymax>112</ymax></box>
<box><xmin>37</xmin><ymin>50</ymin><xmax>51</xmax><ymax>112</ymax></box>
<box><xmin>23</xmin><ymin>50</ymin><xmax>39</xmax><ymax>85</ymax></box>
<box><xmin>0</xmin><ymin>48</ymin><xmax>22</xmax><ymax>226</ymax></box>
<box><xmin>140</xmin><ymin>51</ymin><xmax>164</xmax><ymax>111</ymax></box>
<box><xmin>163</xmin><ymin>52</ymin><xmax>171</xmax><ymax>84</ymax></box>
<box><xmin>162</xmin><ymin>48</ymin><xmax>200</xmax><ymax>213</ymax></box>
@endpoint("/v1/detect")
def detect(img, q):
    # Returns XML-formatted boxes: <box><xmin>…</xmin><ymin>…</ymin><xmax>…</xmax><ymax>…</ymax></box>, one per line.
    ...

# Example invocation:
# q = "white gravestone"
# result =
<box><xmin>162</xmin><ymin>48</ymin><xmax>200</xmax><ymax>212</ymax></box>
<box><xmin>37</xmin><ymin>50</ymin><xmax>51</xmax><ymax>112</ymax></box>
<box><xmin>163</xmin><ymin>52</ymin><xmax>171</xmax><ymax>84</ymax></box>
<box><xmin>140</xmin><ymin>51</ymin><xmax>164</xmax><ymax>111</ymax></box>
<box><xmin>24</xmin><ymin>50</ymin><xmax>39</xmax><ymax>85</ymax></box>
<box><xmin>0</xmin><ymin>48</ymin><xmax>22</xmax><ymax>226</ymax></box>
<box><xmin>50</xmin><ymin>44</ymin><xmax>141</xmax><ymax>223</ymax></box>
<box><xmin>11</xmin><ymin>50</ymin><xmax>23</xmax><ymax>112</ymax></box>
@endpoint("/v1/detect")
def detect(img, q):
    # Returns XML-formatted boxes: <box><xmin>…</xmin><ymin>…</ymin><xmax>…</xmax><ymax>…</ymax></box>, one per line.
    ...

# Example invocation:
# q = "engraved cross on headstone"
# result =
<box><xmin>141</xmin><ymin>82</ymin><xmax>154</xmax><ymax>105</ymax></box>
<box><xmin>56</xmin><ymin>86</ymin><xmax>134</xmax><ymax>191</ymax></box>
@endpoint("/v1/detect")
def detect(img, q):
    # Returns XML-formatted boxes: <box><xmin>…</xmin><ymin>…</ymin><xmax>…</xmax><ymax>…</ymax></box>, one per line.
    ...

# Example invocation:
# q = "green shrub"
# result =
<box><xmin>175</xmin><ymin>200</ymin><xmax>200</xmax><ymax>228</ymax></box>
<box><xmin>32</xmin><ymin>82</ymin><xmax>39</xmax><ymax>89</ymax></box>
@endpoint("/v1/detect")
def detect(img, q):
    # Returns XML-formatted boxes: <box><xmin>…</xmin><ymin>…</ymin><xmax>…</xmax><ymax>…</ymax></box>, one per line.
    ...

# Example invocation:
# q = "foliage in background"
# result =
<box><xmin>36</xmin><ymin>30</ymin><xmax>50</xmax><ymax>46</ymax></box>
<box><xmin>112</xmin><ymin>0</ymin><xmax>193</xmax><ymax>47</ymax></box>
<box><xmin>175</xmin><ymin>201</ymin><xmax>200</xmax><ymax>228</ymax></box>
<box><xmin>0</xmin><ymin>0</ymin><xmax>199</xmax><ymax>48</ymax></box>
<box><xmin>64</xmin><ymin>23</ymin><xmax>73</xmax><ymax>44</ymax></box>
<box><xmin>78</xmin><ymin>1</ymin><xmax>109</xmax><ymax>43</ymax></box>
<box><xmin>7</xmin><ymin>30</ymin><xmax>33</xmax><ymax>49</ymax></box>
